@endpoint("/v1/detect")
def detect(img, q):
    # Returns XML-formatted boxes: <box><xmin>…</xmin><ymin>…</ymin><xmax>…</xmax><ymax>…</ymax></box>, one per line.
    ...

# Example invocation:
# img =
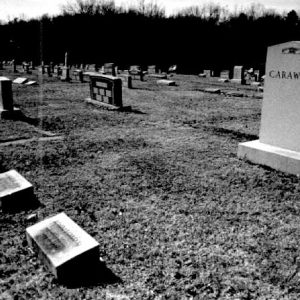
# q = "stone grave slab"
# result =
<box><xmin>198</xmin><ymin>73</ymin><xmax>207</xmax><ymax>78</ymax></box>
<box><xmin>26</xmin><ymin>212</ymin><xmax>99</xmax><ymax>282</ymax></box>
<box><xmin>204</xmin><ymin>88</ymin><xmax>221</xmax><ymax>94</ymax></box>
<box><xmin>25</xmin><ymin>81</ymin><xmax>38</xmax><ymax>86</ymax></box>
<box><xmin>13</xmin><ymin>77</ymin><xmax>28</xmax><ymax>84</ymax></box>
<box><xmin>0</xmin><ymin>170</ymin><xmax>34</xmax><ymax>210</ymax></box>
<box><xmin>157</xmin><ymin>79</ymin><xmax>176</xmax><ymax>86</ymax></box>
<box><xmin>238</xmin><ymin>41</ymin><xmax>300</xmax><ymax>175</ymax></box>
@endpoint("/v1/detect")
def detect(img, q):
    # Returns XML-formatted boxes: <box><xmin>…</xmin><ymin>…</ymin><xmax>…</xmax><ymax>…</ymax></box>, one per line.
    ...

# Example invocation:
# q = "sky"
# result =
<box><xmin>0</xmin><ymin>0</ymin><xmax>299</xmax><ymax>21</ymax></box>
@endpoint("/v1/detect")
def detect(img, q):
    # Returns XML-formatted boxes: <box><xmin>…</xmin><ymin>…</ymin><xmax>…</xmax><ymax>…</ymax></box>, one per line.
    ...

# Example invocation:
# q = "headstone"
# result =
<box><xmin>220</xmin><ymin>70</ymin><xmax>230</xmax><ymax>79</ymax></box>
<box><xmin>157</xmin><ymin>79</ymin><xmax>176</xmax><ymax>86</ymax></box>
<box><xmin>45</xmin><ymin>65</ymin><xmax>52</xmax><ymax>77</ymax></box>
<box><xmin>103</xmin><ymin>63</ymin><xmax>116</xmax><ymax>76</ymax></box>
<box><xmin>0</xmin><ymin>170</ymin><xmax>34</xmax><ymax>210</ymax></box>
<box><xmin>129</xmin><ymin>65</ymin><xmax>144</xmax><ymax>81</ymax></box>
<box><xmin>13</xmin><ymin>77</ymin><xmax>28</xmax><ymax>84</ymax></box>
<box><xmin>203</xmin><ymin>70</ymin><xmax>213</xmax><ymax>77</ymax></box>
<box><xmin>12</xmin><ymin>60</ymin><xmax>17</xmax><ymax>73</ymax></box>
<box><xmin>60</xmin><ymin>67</ymin><xmax>71</xmax><ymax>81</ymax></box>
<box><xmin>87</xmin><ymin>74</ymin><xmax>123</xmax><ymax>108</ymax></box>
<box><xmin>0</xmin><ymin>78</ymin><xmax>14</xmax><ymax>113</ymax></box>
<box><xmin>238</xmin><ymin>41</ymin><xmax>300</xmax><ymax>175</ymax></box>
<box><xmin>119</xmin><ymin>74</ymin><xmax>132</xmax><ymax>89</ymax></box>
<box><xmin>54</xmin><ymin>66</ymin><xmax>62</xmax><ymax>77</ymax></box>
<box><xmin>231</xmin><ymin>66</ymin><xmax>245</xmax><ymax>84</ymax></box>
<box><xmin>148</xmin><ymin>65</ymin><xmax>158</xmax><ymax>74</ymax></box>
<box><xmin>26</xmin><ymin>212</ymin><xmax>99</xmax><ymax>282</ymax></box>
<box><xmin>73</xmin><ymin>69</ymin><xmax>83</xmax><ymax>82</ymax></box>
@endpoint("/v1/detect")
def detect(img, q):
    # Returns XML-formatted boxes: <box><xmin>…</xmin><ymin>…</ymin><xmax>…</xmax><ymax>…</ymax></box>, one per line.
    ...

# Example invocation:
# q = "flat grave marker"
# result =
<box><xmin>26</xmin><ymin>212</ymin><xmax>99</xmax><ymax>282</ymax></box>
<box><xmin>0</xmin><ymin>170</ymin><xmax>34</xmax><ymax>210</ymax></box>
<box><xmin>13</xmin><ymin>77</ymin><xmax>28</xmax><ymax>84</ymax></box>
<box><xmin>157</xmin><ymin>79</ymin><xmax>176</xmax><ymax>86</ymax></box>
<box><xmin>238</xmin><ymin>41</ymin><xmax>300</xmax><ymax>175</ymax></box>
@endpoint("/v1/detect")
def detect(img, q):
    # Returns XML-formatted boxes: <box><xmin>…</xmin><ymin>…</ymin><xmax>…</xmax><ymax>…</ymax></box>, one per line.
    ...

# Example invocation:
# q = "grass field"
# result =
<box><xmin>1</xmin><ymin>68</ymin><xmax>300</xmax><ymax>299</ymax></box>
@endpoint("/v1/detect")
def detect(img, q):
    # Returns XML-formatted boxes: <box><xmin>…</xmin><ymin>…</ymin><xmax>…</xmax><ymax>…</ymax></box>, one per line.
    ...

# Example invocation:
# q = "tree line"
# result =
<box><xmin>0</xmin><ymin>0</ymin><xmax>299</xmax><ymax>74</ymax></box>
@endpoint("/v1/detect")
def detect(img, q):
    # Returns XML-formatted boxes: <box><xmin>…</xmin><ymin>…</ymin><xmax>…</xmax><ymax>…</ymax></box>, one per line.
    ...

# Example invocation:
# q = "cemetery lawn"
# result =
<box><xmin>2</xmin><ymin>72</ymin><xmax>300</xmax><ymax>299</ymax></box>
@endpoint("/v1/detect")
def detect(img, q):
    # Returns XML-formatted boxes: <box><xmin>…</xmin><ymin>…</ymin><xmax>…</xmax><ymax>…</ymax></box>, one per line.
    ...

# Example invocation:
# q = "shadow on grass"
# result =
<box><xmin>2</xmin><ymin>194</ymin><xmax>42</xmax><ymax>213</ymax></box>
<box><xmin>2</xmin><ymin>109</ymin><xmax>40</xmax><ymax>126</ymax></box>
<box><xmin>61</xmin><ymin>260</ymin><xmax>122</xmax><ymax>288</ymax></box>
<box><xmin>204</xmin><ymin>126</ymin><xmax>258</xmax><ymax>141</ymax></box>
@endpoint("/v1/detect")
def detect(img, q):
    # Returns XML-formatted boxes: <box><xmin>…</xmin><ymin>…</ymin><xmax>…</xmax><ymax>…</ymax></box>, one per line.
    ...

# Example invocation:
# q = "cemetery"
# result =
<box><xmin>0</xmin><ymin>3</ymin><xmax>300</xmax><ymax>297</ymax></box>
<box><xmin>2</xmin><ymin>51</ymin><xmax>300</xmax><ymax>298</ymax></box>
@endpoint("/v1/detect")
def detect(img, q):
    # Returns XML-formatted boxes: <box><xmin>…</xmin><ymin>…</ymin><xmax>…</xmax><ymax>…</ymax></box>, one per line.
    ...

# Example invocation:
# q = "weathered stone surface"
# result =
<box><xmin>238</xmin><ymin>41</ymin><xmax>300</xmax><ymax>175</ymax></box>
<box><xmin>26</xmin><ymin>212</ymin><xmax>99</xmax><ymax>282</ymax></box>
<box><xmin>0</xmin><ymin>170</ymin><xmax>34</xmax><ymax>210</ymax></box>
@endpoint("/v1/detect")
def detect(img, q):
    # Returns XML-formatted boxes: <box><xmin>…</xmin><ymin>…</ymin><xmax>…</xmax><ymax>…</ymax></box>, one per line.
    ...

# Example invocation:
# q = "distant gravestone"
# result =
<box><xmin>129</xmin><ymin>65</ymin><xmax>144</xmax><ymax>81</ymax></box>
<box><xmin>103</xmin><ymin>63</ymin><xmax>116</xmax><ymax>76</ymax></box>
<box><xmin>61</xmin><ymin>67</ymin><xmax>71</xmax><ymax>81</ymax></box>
<box><xmin>203</xmin><ymin>70</ymin><xmax>213</xmax><ymax>77</ymax></box>
<box><xmin>86</xmin><ymin>74</ymin><xmax>123</xmax><ymax>108</ymax></box>
<box><xmin>73</xmin><ymin>69</ymin><xmax>83</xmax><ymax>82</ymax></box>
<box><xmin>13</xmin><ymin>77</ymin><xmax>28</xmax><ymax>84</ymax></box>
<box><xmin>119</xmin><ymin>74</ymin><xmax>132</xmax><ymax>89</ymax></box>
<box><xmin>0</xmin><ymin>170</ymin><xmax>34</xmax><ymax>210</ymax></box>
<box><xmin>26</xmin><ymin>212</ymin><xmax>99</xmax><ymax>282</ymax></box>
<box><xmin>147</xmin><ymin>65</ymin><xmax>158</xmax><ymax>74</ymax></box>
<box><xmin>220</xmin><ymin>70</ymin><xmax>230</xmax><ymax>79</ymax></box>
<box><xmin>54</xmin><ymin>66</ymin><xmax>62</xmax><ymax>77</ymax></box>
<box><xmin>238</xmin><ymin>41</ymin><xmax>300</xmax><ymax>175</ymax></box>
<box><xmin>231</xmin><ymin>66</ymin><xmax>245</xmax><ymax>84</ymax></box>
<box><xmin>0</xmin><ymin>78</ymin><xmax>15</xmax><ymax>118</ymax></box>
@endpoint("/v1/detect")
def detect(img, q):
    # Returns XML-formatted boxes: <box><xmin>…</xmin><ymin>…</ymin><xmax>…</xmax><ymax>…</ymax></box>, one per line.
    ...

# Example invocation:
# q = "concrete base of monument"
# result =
<box><xmin>0</xmin><ymin>107</ymin><xmax>22</xmax><ymax>119</ymax></box>
<box><xmin>238</xmin><ymin>140</ymin><xmax>300</xmax><ymax>175</ymax></box>
<box><xmin>85</xmin><ymin>98</ymin><xmax>132</xmax><ymax>112</ymax></box>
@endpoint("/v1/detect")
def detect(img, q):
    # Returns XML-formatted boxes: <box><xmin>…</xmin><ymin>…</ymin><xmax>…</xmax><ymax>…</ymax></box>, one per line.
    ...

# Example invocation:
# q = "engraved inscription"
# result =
<box><xmin>35</xmin><ymin>221</ymin><xmax>80</xmax><ymax>255</ymax></box>
<box><xmin>269</xmin><ymin>70</ymin><xmax>300</xmax><ymax>80</ymax></box>
<box><xmin>96</xmin><ymin>81</ymin><xmax>108</xmax><ymax>88</ymax></box>
<box><xmin>0</xmin><ymin>175</ymin><xmax>20</xmax><ymax>193</ymax></box>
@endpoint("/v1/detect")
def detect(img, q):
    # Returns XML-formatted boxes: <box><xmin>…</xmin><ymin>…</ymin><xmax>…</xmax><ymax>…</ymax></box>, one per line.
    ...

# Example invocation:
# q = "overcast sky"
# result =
<box><xmin>0</xmin><ymin>0</ymin><xmax>299</xmax><ymax>21</ymax></box>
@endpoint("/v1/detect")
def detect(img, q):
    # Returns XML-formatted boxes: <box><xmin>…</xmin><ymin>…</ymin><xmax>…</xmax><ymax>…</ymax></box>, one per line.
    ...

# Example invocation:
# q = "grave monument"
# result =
<box><xmin>26</xmin><ymin>212</ymin><xmax>99</xmax><ymax>282</ymax></box>
<box><xmin>238</xmin><ymin>41</ymin><xmax>300</xmax><ymax>175</ymax></box>
<box><xmin>0</xmin><ymin>77</ymin><xmax>20</xmax><ymax>118</ymax></box>
<box><xmin>0</xmin><ymin>170</ymin><xmax>34</xmax><ymax>210</ymax></box>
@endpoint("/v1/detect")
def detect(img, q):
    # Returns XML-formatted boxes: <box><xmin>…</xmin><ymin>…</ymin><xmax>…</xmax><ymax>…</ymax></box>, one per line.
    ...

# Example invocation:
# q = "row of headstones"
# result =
<box><xmin>199</xmin><ymin>66</ymin><xmax>264</xmax><ymax>85</ymax></box>
<box><xmin>0</xmin><ymin>169</ymin><xmax>99</xmax><ymax>283</ymax></box>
